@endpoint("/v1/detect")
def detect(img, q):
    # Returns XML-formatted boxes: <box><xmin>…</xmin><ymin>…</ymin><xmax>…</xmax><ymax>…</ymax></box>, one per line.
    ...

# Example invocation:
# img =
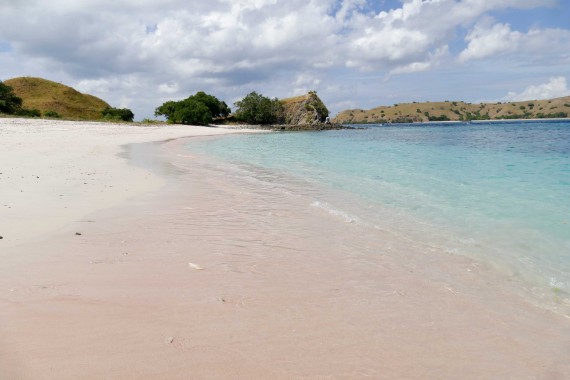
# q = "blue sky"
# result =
<box><xmin>1</xmin><ymin>0</ymin><xmax>569</xmax><ymax>120</ymax></box>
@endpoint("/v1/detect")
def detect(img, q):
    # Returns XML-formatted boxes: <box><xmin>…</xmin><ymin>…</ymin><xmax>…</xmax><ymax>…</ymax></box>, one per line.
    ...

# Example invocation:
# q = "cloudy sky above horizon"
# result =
<box><xmin>1</xmin><ymin>0</ymin><xmax>569</xmax><ymax>120</ymax></box>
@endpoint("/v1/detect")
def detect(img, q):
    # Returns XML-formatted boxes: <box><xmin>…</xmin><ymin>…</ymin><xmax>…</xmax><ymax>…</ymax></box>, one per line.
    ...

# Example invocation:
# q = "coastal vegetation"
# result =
<box><xmin>156</xmin><ymin>90</ymin><xmax>331</xmax><ymax>128</ymax></box>
<box><xmin>102</xmin><ymin>107</ymin><xmax>135</xmax><ymax>122</ymax></box>
<box><xmin>3</xmin><ymin>77</ymin><xmax>119</xmax><ymax>121</ymax></box>
<box><xmin>4</xmin><ymin>76</ymin><xmax>569</xmax><ymax>126</ymax></box>
<box><xmin>0</xmin><ymin>80</ymin><xmax>23</xmax><ymax>114</ymax></box>
<box><xmin>155</xmin><ymin>91</ymin><xmax>230</xmax><ymax>125</ymax></box>
<box><xmin>333</xmin><ymin>97</ymin><xmax>570</xmax><ymax>124</ymax></box>
<box><xmin>231</xmin><ymin>90</ymin><xmax>330</xmax><ymax>126</ymax></box>
<box><xmin>233</xmin><ymin>91</ymin><xmax>284</xmax><ymax>124</ymax></box>
<box><xmin>3</xmin><ymin>76</ymin><xmax>332</xmax><ymax>128</ymax></box>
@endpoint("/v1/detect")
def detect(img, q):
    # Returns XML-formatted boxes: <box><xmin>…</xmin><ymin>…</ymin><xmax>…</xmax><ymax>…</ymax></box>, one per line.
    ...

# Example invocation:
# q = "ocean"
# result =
<box><xmin>184</xmin><ymin>120</ymin><xmax>570</xmax><ymax>312</ymax></box>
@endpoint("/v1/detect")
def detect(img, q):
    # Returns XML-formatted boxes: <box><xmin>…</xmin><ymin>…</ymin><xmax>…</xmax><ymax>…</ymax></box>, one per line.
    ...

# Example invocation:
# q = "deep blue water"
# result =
<box><xmin>185</xmin><ymin>120</ymin><xmax>570</xmax><ymax>303</ymax></box>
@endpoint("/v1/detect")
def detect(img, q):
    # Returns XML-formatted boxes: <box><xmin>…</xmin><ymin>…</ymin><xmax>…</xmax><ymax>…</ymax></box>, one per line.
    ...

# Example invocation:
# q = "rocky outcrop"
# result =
<box><xmin>280</xmin><ymin>91</ymin><xmax>330</xmax><ymax>126</ymax></box>
<box><xmin>236</xmin><ymin>123</ymin><xmax>347</xmax><ymax>131</ymax></box>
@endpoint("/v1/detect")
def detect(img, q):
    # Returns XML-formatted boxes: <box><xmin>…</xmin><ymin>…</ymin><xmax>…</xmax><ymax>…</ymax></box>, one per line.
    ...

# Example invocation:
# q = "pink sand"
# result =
<box><xmin>1</xmin><ymin>119</ymin><xmax>569</xmax><ymax>379</ymax></box>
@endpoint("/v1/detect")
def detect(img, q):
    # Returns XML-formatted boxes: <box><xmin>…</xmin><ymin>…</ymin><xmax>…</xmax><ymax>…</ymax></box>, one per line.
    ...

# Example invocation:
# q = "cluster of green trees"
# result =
<box><xmin>155</xmin><ymin>90</ymin><xmax>286</xmax><ymax>125</ymax></box>
<box><xmin>155</xmin><ymin>91</ymin><xmax>231</xmax><ymax>125</ymax></box>
<box><xmin>0</xmin><ymin>81</ymin><xmax>27</xmax><ymax>115</ymax></box>
<box><xmin>102</xmin><ymin>107</ymin><xmax>134</xmax><ymax>122</ymax></box>
<box><xmin>428</xmin><ymin>115</ymin><xmax>450</xmax><ymax>121</ymax></box>
<box><xmin>456</xmin><ymin>111</ymin><xmax>490</xmax><ymax>121</ymax></box>
<box><xmin>233</xmin><ymin>92</ymin><xmax>283</xmax><ymax>124</ymax></box>
<box><xmin>496</xmin><ymin>112</ymin><xmax>568</xmax><ymax>120</ymax></box>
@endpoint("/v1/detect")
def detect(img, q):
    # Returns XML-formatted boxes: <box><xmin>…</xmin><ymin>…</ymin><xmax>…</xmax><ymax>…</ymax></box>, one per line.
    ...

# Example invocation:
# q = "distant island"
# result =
<box><xmin>333</xmin><ymin>97</ymin><xmax>570</xmax><ymax>124</ymax></box>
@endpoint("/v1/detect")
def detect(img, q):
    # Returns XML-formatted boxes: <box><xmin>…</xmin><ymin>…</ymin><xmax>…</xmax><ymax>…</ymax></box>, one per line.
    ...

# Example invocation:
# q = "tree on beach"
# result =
<box><xmin>154</xmin><ymin>101</ymin><xmax>178</xmax><ymax>121</ymax></box>
<box><xmin>172</xmin><ymin>99</ymin><xmax>212</xmax><ymax>125</ymax></box>
<box><xmin>102</xmin><ymin>107</ymin><xmax>135</xmax><ymax>122</ymax></box>
<box><xmin>0</xmin><ymin>81</ymin><xmax>23</xmax><ymax>114</ymax></box>
<box><xmin>233</xmin><ymin>91</ymin><xmax>284</xmax><ymax>124</ymax></box>
<box><xmin>155</xmin><ymin>92</ymin><xmax>230</xmax><ymax>125</ymax></box>
<box><xmin>191</xmin><ymin>91</ymin><xmax>231</xmax><ymax>119</ymax></box>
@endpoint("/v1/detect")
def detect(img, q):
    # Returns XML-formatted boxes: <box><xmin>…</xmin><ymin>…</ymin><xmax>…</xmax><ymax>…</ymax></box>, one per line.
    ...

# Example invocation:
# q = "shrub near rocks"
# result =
<box><xmin>233</xmin><ymin>91</ymin><xmax>284</xmax><ymax>125</ymax></box>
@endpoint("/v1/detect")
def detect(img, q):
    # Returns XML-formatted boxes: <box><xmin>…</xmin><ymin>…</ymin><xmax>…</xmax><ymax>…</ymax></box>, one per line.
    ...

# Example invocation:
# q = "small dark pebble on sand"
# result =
<box><xmin>75</xmin><ymin>232</ymin><xmax>82</xmax><ymax>236</ymax></box>
<box><xmin>0</xmin><ymin>236</ymin><xmax>3</xmax><ymax>240</ymax></box>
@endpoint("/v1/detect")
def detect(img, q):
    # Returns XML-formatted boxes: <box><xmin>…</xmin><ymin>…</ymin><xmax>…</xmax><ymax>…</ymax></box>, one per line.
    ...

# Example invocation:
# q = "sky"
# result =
<box><xmin>1</xmin><ymin>0</ymin><xmax>569</xmax><ymax>121</ymax></box>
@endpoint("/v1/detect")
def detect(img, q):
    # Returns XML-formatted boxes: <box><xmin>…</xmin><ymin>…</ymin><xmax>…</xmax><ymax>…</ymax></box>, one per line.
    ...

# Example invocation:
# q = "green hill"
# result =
<box><xmin>333</xmin><ymin>96</ymin><xmax>570</xmax><ymax>124</ymax></box>
<box><xmin>4</xmin><ymin>77</ymin><xmax>110</xmax><ymax>120</ymax></box>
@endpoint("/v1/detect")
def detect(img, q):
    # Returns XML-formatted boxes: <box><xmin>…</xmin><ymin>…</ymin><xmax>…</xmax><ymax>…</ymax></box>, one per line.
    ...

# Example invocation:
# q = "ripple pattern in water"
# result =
<box><xmin>186</xmin><ymin>121</ymin><xmax>570</xmax><ymax>301</ymax></box>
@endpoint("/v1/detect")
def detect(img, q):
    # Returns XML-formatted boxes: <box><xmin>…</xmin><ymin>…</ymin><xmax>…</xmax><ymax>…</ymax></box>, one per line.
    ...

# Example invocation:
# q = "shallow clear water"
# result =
<box><xmin>185</xmin><ymin>120</ymin><xmax>570</xmax><ymax>304</ymax></box>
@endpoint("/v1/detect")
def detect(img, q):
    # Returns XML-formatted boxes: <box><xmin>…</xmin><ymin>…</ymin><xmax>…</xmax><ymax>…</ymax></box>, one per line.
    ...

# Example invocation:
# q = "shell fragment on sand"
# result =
<box><xmin>188</xmin><ymin>262</ymin><xmax>204</xmax><ymax>270</ymax></box>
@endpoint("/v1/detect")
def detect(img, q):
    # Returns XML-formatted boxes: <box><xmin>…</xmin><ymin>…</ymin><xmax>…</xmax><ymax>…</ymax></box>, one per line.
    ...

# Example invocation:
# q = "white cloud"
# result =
<box><xmin>292</xmin><ymin>73</ymin><xmax>323</xmax><ymax>96</ymax></box>
<box><xmin>158</xmin><ymin>82</ymin><xmax>180</xmax><ymax>95</ymax></box>
<box><xmin>459</xmin><ymin>22</ymin><xmax>522</xmax><ymax>62</ymax></box>
<box><xmin>459</xmin><ymin>21</ymin><xmax>570</xmax><ymax>63</ymax></box>
<box><xmin>503</xmin><ymin>77</ymin><xmax>570</xmax><ymax>101</ymax></box>
<box><xmin>0</xmin><ymin>0</ymin><xmax>568</xmax><ymax>119</ymax></box>
<box><xmin>340</xmin><ymin>0</ymin><xmax>553</xmax><ymax>71</ymax></box>
<box><xmin>389</xmin><ymin>46</ymin><xmax>449</xmax><ymax>75</ymax></box>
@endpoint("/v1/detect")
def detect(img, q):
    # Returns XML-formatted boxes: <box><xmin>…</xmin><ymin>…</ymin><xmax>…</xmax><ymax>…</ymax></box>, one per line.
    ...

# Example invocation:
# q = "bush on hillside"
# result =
<box><xmin>0</xmin><ymin>81</ymin><xmax>23</xmax><ymax>114</ymax></box>
<box><xmin>14</xmin><ymin>108</ymin><xmax>41</xmax><ymax>117</ymax></box>
<box><xmin>155</xmin><ymin>92</ymin><xmax>230</xmax><ymax>125</ymax></box>
<box><xmin>234</xmin><ymin>91</ymin><xmax>284</xmax><ymax>124</ymax></box>
<box><xmin>43</xmin><ymin>110</ymin><xmax>61</xmax><ymax>118</ymax></box>
<box><xmin>102</xmin><ymin>107</ymin><xmax>134</xmax><ymax>122</ymax></box>
<box><xmin>428</xmin><ymin>114</ymin><xmax>450</xmax><ymax>122</ymax></box>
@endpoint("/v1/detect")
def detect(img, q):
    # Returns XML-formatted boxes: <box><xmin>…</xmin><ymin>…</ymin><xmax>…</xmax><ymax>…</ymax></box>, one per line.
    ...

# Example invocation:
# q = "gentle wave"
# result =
<box><xmin>310</xmin><ymin>200</ymin><xmax>361</xmax><ymax>224</ymax></box>
<box><xmin>184</xmin><ymin>121</ymin><xmax>570</xmax><ymax>313</ymax></box>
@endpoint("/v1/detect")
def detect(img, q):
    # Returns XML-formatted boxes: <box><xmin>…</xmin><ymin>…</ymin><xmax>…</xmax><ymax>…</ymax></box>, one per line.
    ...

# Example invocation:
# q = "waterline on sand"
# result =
<box><xmin>182</xmin><ymin>121</ymin><xmax>570</xmax><ymax>315</ymax></box>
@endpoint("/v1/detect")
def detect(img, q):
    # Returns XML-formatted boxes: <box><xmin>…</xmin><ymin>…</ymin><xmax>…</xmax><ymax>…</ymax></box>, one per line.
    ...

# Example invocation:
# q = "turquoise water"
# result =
<box><xmin>186</xmin><ymin>120</ymin><xmax>570</xmax><ymax>304</ymax></box>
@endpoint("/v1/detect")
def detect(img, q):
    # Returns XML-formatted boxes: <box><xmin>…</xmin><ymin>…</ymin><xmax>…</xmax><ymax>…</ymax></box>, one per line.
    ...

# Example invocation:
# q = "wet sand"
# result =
<box><xmin>1</xmin><ymin>121</ymin><xmax>570</xmax><ymax>379</ymax></box>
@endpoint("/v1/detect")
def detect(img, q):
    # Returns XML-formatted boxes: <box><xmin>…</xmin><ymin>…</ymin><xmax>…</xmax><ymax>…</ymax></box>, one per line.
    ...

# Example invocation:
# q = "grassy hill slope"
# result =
<box><xmin>4</xmin><ymin>77</ymin><xmax>110</xmax><ymax>120</ymax></box>
<box><xmin>333</xmin><ymin>96</ymin><xmax>570</xmax><ymax>124</ymax></box>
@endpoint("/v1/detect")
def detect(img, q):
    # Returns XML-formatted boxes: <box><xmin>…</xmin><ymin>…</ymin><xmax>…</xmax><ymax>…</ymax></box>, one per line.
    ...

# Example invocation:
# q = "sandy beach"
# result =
<box><xmin>1</xmin><ymin>118</ymin><xmax>570</xmax><ymax>379</ymax></box>
<box><xmin>0</xmin><ymin>119</ymin><xmax>257</xmax><ymax>248</ymax></box>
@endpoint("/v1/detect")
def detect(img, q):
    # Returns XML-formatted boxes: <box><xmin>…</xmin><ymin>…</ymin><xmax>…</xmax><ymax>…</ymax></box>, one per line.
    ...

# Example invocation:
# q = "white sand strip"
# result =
<box><xmin>0</xmin><ymin>118</ymin><xmax>258</xmax><ymax>248</ymax></box>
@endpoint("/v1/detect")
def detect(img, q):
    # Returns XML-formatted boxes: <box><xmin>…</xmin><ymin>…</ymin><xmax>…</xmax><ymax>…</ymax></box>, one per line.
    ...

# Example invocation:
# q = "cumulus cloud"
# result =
<box><xmin>3</xmin><ymin>0</ymin><xmax>559</xmax><ymax>78</ymax></box>
<box><xmin>340</xmin><ymin>0</ymin><xmax>560</xmax><ymax>72</ymax></box>
<box><xmin>0</xmin><ymin>0</ymin><xmax>568</xmax><ymax>119</ymax></box>
<box><xmin>459</xmin><ymin>22</ymin><xmax>521</xmax><ymax>62</ymax></box>
<box><xmin>158</xmin><ymin>82</ymin><xmax>180</xmax><ymax>95</ymax></box>
<box><xmin>459</xmin><ymin>21</ymin><xmax>570</xmax><ymax>63</ymax></box>
<box><xmin>503</xmin><ymin>77</ymin><xmax>570</xmax><ymax>101</ymax></box>
<box><xmin>389</xmin><ymin>46</ymin><xmax>450</xmax><ymax>75</ymax></box>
